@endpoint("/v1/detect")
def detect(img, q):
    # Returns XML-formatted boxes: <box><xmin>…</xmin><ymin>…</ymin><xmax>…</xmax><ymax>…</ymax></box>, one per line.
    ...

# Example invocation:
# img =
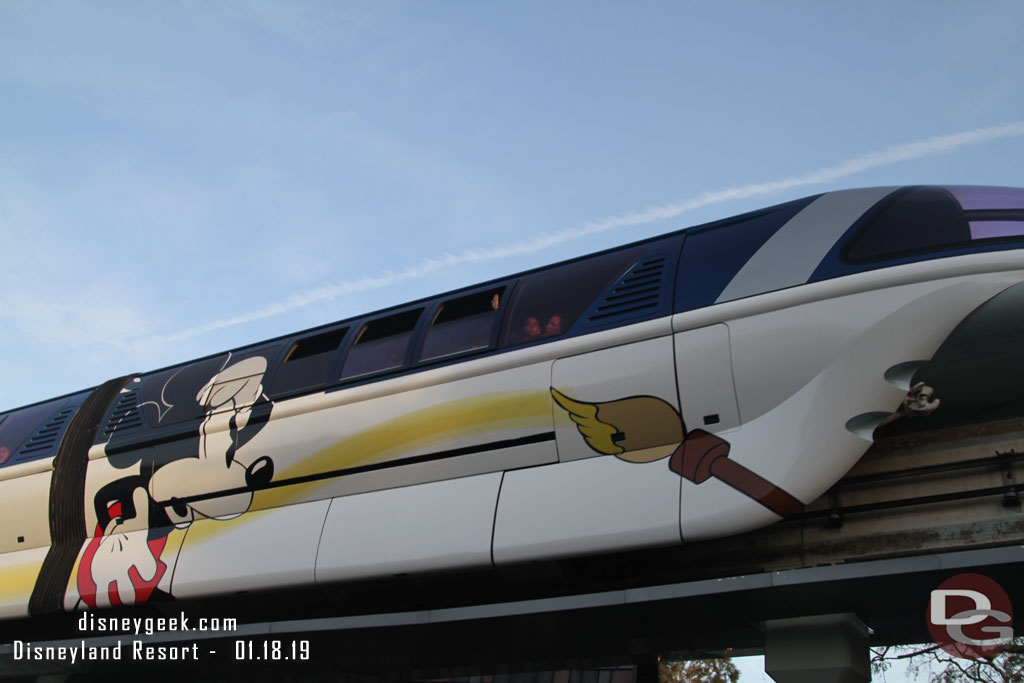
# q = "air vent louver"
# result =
<box><xmin>12</xmin><ymin>405</ymin><xmax>77</xmax><ymax>463</ymax></box>
<box><xmin>586</xmin><ymin>255</ymin><xmax>668</xmax><ymax>324</ymax></box>
<box><xmin>102</xmin><ymin>390</ymin><xmax>143</xmax><ymax>437</ymax></box>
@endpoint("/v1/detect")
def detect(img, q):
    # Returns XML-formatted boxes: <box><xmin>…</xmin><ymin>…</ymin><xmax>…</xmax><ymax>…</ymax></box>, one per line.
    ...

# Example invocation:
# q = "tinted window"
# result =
<box><xmin>844</xmin><ymin>188</ymin><xmax>970</xmax><ymax>262</ymax></box>
<box><xmin>420</xmin><ymin>288</ymin><xmax>504</xmax><ymax>361</ymax></box>
<box><xmin>969</xmin><ymin>221</ymin><xmax>1024</xmax><ymax>240</ymax></box>
<box><xmin>947</xmin><ymin>186</ymin><xmax>1024</xmax><ymax>210</ymax></box>
<box><xmin>844</xmin><ymin>186</ymin><xmax>1024</xmax><ymax>263</ymax></box>
<box><xmin>341</xmin><ymin>309</ymin><xmax>422</xmax><ymax>379</ymax></box>
<box><xmin>501</xmin><ymin>251</ymin><xmax>638</xmax><ymax>347</ymax></box>
<box><xmin>269</xmin><ymin>327</ymin><xmax>348</xmax><ymax>397</ymax></box>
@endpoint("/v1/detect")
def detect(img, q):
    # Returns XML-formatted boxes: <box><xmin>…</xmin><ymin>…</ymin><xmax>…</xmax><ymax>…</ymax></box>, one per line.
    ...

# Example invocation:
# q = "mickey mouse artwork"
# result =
<box><xmin>72</xmin><ymin>354</ymin><xmax>276</xmax><ymax>609</ymax></box>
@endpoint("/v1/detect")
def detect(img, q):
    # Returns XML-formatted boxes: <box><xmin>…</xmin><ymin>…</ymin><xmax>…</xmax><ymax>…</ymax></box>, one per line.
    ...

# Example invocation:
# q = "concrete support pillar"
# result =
<box><xmin>765</xmin><ymin>613</ymin><xmax>870</xmax><ymax>683</ymax></box>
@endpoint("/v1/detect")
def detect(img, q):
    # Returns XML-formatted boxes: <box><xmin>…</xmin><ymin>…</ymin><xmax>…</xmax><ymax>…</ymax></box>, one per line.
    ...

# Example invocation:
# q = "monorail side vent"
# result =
<box><xmin>12</xmin><ymin>405</ymin><xmax>78</xmax><ymax>464</ymax></box>
<box><xmin>101</xmin><ymin>390</ymin><xmax>143</xmax><ymax>437</ymax></box>
<box><xmin>585</xmin><ymin>255</ymin><xmax>667</xmax><ymax>324</ymax></box>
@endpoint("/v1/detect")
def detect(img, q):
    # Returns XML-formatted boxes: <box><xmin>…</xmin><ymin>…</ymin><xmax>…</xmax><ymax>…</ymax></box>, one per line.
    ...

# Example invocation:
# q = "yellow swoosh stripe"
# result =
<box><xmin>0</xmin><ymin>559</ymin><xmax>44</xmax><ymax>604</ymax></box>
<box><xmin>182</xmin><ymin>390</ymin><xmax>550</xmax><ymax>547</ymax></box>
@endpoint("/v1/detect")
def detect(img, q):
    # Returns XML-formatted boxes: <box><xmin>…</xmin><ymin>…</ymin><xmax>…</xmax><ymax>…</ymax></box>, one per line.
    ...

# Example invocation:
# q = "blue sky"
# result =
<box><xmin>2</xmin><ymin>2</ymin><xmax>1023</xmax><ymax>410</ymax></box>
<box><xmin>2</xmin><ymin>2</ymin><xmax>1023</xmax><ymax>677</ymax></box>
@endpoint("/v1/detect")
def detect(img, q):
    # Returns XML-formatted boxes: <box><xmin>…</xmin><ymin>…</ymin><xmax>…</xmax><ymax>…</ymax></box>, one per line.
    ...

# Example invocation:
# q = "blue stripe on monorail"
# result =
<box><xmin>673</xmin><ymin>194</ymin><xmax>820</xmax><ymax>313</ymax></box>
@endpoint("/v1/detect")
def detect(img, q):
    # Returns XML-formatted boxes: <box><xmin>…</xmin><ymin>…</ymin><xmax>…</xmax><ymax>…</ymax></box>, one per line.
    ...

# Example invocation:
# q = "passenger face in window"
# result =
<box><xmin>499</xmin><ymin>249</ymin><xmax>639</xmax><ymax>348</ymax></box>
<box><xmin>523</xmin><ymin>317</ymin><xmax>541</xmax><ymax>338</ymax></box>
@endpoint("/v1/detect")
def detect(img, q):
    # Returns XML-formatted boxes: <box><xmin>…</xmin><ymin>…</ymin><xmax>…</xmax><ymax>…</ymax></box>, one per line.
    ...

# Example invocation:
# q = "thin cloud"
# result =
<box><xmin>148</xmin><ymin>121</ymin><xmax>1024</xmax><ymax>344</ymax></box>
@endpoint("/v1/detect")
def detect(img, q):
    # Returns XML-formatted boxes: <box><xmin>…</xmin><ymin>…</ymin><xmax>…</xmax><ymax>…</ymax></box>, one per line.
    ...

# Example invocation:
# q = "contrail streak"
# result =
<box><xmin>151</xmin><ymin>121</ymin><xmax>1024</xmax><ymax>343</ymax></box>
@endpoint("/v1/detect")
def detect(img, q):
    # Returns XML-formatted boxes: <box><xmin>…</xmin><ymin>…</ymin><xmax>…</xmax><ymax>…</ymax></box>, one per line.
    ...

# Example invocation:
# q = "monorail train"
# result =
<box><xmin>1</xmin><ymin>185</ymin><xmax>1023</xmax><ymax>619</ymax></box>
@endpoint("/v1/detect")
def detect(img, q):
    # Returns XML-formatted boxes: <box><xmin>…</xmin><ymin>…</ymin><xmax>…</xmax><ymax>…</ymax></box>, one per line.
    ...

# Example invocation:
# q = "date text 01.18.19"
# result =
<box><xmin>234</xmin><ymin>639</ymin><xmax>310</xmax><ymax>661</ymax></box>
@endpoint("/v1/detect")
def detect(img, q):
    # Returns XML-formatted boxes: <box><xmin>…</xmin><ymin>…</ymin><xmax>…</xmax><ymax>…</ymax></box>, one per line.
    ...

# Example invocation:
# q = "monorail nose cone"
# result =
<box><xmin>245</xmin><ymin>456</ymin><xmax>274</xmax><ymax>490</ymax></box>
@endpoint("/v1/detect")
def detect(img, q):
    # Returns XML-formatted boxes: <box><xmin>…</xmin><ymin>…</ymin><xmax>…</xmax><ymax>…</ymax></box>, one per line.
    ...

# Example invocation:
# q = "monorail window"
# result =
<box><xmin>341</xmin><ymin>309</ymin><xmax>423</xmax><ymax>379</ymax></box>
<box><xmin>947</xmin><ymin>186</ymin><xmax>1024</xmax><ymax>211</ymax></box>
<box><xmin>420</xmin><ymin>288</ymin><xmax>504</xmax><ymax>361</ymax></box>
<box><xmin>844</xmin><ymin>186</ymin><xmax>1024</xmax><ymax>262</ymax></box>
<box><xmin>269</xmin><ymin>327</ymin><xmax>349</xmax><ymax>397</ymax></box>
<box><xmin>948</xmin><ymin>185</ymin><xmax>1024</xmax><ymax>241</ymax></box>
<box><xmin>501</xmin><ymin>250</ymin><xmax>639</xmax><ymax>346</ymax></box>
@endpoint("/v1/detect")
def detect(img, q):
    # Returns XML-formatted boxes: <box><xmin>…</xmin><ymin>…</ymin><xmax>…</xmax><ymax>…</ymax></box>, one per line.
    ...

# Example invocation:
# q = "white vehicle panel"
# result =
<box><xmin>0</xmin><ymin>457</ymin><xmax>54</xmax><ymax>481</ymax></box>
<box><xmin>492</xmin><ymin>455</ymin><xmax>681</xmax><ymax>564</ymax></box>
<box><xmin>0</xmin><ymin>546</ymin><xmax>48</xmax><ymax>619</ymax></box>
<box><xmin>680</xmin><ymin>268</ymin><xmax>1024</xmax><ymax>541</ymax></box>
<box><xmin>673</xmin><ymin>324</ymin><xmax>740</xmax><ymax>433</ymax></box>
<box><xmin>552</xmin><ymin>336</ymin><xmax>678</xmax><ymax>462</ymax></box>
<box><xmin>237</xmin><ymin>361</ymin><xmax>556</xmax><ymax>511</ymax></box>
<box><xmin>728</xmin><ymin>273</ymin><xmax>1023</xmax><ymax>425</ymax></box>
<box><xmin>170</xmin><ymin>499</ymin><xmax>329</xmax><ymax>598</ymax></box>
<box><xmin>308</xmin><ymin>440</ymin><xmax>551</xmax><ymax>500</ymax></box>
<box><xmin>0</xmin><ymin>470</ymin><xmax>52</xmax><ymax>553</ymax></box>
<box><xmin>316</xmin><ymin>472</ymin><xmax>502</xmax><ymax>581</ymax></box>
<box><xmin>679</xmin><ymin>479</ymin><xmax>782</xmax><ymax>542</ymax></box>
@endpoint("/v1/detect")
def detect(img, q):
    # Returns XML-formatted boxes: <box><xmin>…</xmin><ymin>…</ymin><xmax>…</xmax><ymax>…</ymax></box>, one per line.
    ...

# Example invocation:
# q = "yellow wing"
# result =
<box><xmin>550</xmin><ymin>388</ymin><xmax>623</xmax><ymax>455</ymax></box>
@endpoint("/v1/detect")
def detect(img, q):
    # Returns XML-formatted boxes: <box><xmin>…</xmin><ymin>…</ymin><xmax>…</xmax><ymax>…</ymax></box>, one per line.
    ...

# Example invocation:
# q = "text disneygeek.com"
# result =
<box><xmin>7</xmin><ymin>611</ymin><xmax>309</xmax><ymax>664</ymax></box>
<box><xmin>78</xmin><ymin>611</ymin><xmax>236</xmax><ymax>636</ymax></box>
